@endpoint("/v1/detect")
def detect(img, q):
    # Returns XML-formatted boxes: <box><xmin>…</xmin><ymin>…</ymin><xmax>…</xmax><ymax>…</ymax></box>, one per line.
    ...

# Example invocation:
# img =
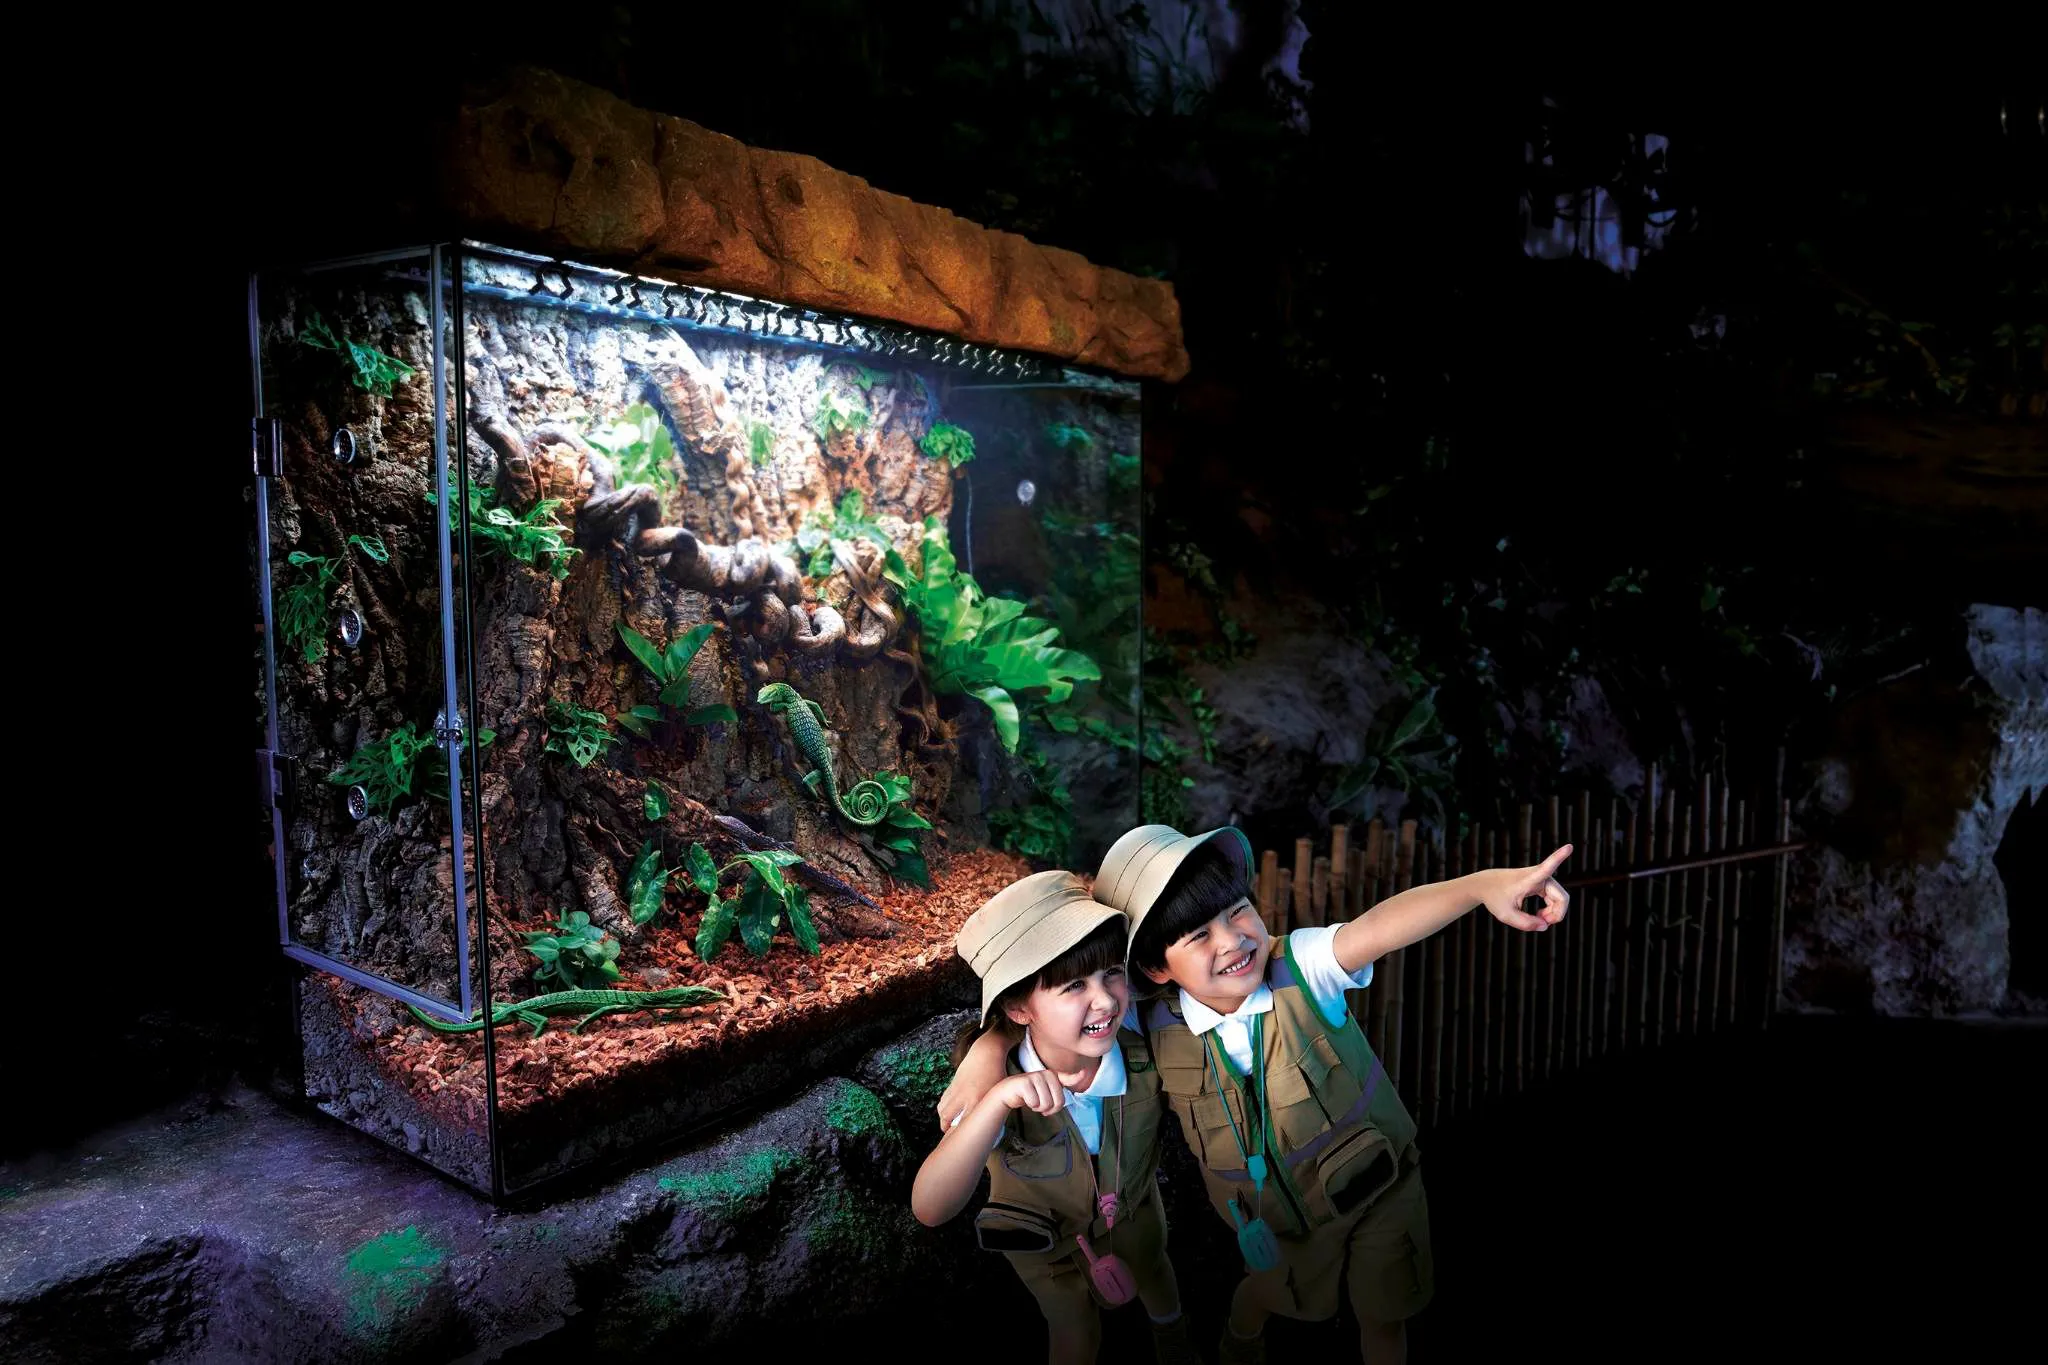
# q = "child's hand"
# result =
<box><xmin>936</xmin><ymin>1026</ymin><xmax>1011</xmax><ymax>1128</ymax></box>
<box><xmin>1480</xmin><ymin>844</ymin><xmax>1572</xmax><ymax>932</ymax></box>
<box><xmin>994</xmin><ymin>1071</ymin><xmax>1068</xmax><ymax>1118</ymax></box>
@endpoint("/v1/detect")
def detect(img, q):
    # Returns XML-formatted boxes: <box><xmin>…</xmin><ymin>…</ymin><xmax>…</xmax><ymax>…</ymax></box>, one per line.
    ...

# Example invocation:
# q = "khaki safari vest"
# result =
<box><xmin>1144</xmin><ymin>935</ymin><xmax>1417</xmax><ymax>1239</ymax></box>
<box><xmin>973</xmin><ymin>1028</ymin><xmax>1165</xmax><ymax>1259</ymax></box>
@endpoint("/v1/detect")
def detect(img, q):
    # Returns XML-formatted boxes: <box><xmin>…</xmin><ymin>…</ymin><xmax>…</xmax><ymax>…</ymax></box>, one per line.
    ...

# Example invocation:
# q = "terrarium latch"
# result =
<box><xmin>256</xmin><ymin>748</ymin><xmax>293</xmax><ymax>815</ymax></box>
<box><xmin>434</xmin><ymin>707</ymin><xmax>466</xmax><ymax>752</ymax></box>
<box><xmin>251</xmin><ymin>416</ymin><xmax>283</xmax><ymax>480</ymax></box>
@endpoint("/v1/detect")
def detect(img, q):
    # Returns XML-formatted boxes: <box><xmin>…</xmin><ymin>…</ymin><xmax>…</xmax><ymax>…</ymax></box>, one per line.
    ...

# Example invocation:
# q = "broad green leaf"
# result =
<box><xmin>759</xmin><ymin>850</ymin><xmax>804</xmax><ymax>868</ymax></box>
<box><xmin>1389</xmin><ymin>690</ymin><xmax>1439</xmax><ymax>749</ymax></box>
<box><xmin>695</xmin><ymin>895</ymin><xmax>734</xmax><ymax>962</ymax></box>
<box><xmin>786</xmin><ymin>886</ymin><xmax>821</xmax><ymax>955</ymax></box>
<box><xmin>659</xmin><ymin>679</ymin><xmax>694</xmax><ymax>710</ymax></box>
<box><xmin>663</xmin><ymin>623</ymin><xmax>717</xmax><ymax>679</ymax></box>
<box><xmin>630</xmin><ymin>865</ymin><xmax>668</xmax><ymax>926</ymax></box>
<box><xmin>618</xmin><ymin>623</ymin><xmax>667</xmax><ymax>679</ymax></box>
<box><xmin>682</xmin><ymin>842</ymin><xmax>719</xmax><ymax>896</ymax></box>
<box><xmin>735</xmin><ymin>854</ymin><xmax>788</xmax><ymax>899</ymax></box>
<box><xmin>889</xmin><ymin>848</ymin><xmax>931</xmax><ymax>889</ymax></box>
<box><xmin>617</xmin><ymin>710</ymin><xmax>653</xmax><ymax>740</ymax></box>
<box><xmin>346</xmin><ymin>534</ymin><xmax>390</xmax><ymax>562</ymax></box>
<box><xmin>968</xmin><ymin>684</ymin><xmax>1021</xmax><ymax>752</ymax></box>
<box><xmin>644</xmin><ymin>781</ymin><xmax>670</xmax><ymax>822</ymax></box>
<box><xmin>876</xmin><ymin>829</ymin><xmax>920</xmax><ymax>854</ymax></box>
<box><xmin>885</xmin><ymin>806</ymin><xmax>933</xmax><ymax>830</ymax></box>
<box><xmin>737</xmin><ymin>879</ymin><xmax>779</xmax><ymax>956</ymax></box>
<box><xmin>684</xmin><ymin>704</ymin><xmax>738</xmax><ymax>726</ymax></box>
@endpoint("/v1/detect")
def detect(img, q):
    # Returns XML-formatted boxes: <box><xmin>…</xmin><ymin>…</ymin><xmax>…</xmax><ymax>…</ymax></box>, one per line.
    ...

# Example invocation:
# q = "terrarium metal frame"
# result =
<box><xmin>253</xmin><ymin>237</ymin><xmax>1140</xmax><ymax>1204</ymax></box>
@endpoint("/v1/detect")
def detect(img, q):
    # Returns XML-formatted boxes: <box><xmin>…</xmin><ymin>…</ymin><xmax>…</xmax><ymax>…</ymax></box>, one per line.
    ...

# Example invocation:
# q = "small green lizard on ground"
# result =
<box><xmin>405</xmin><ymin>985</ymin><xmax>724</xmax><ymax>1038</ymax></box>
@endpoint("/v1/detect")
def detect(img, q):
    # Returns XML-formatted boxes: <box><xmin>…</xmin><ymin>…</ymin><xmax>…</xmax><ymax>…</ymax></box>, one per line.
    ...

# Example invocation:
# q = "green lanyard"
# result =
<box><xmin>1203</xmin><ymin>1012</ymin><xmax>1272</xmax><ymax>1196</ymax></box>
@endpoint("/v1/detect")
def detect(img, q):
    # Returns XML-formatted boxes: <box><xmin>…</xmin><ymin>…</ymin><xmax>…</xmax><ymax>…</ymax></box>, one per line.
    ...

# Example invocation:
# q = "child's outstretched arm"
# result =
<box><xmin>933</xmin><ymin>1025</ymin><xmax>1013</xmax><ymax>1129</ymax></box>
<box><xmin>1332</xmin><ymin>844</ymin><xmax>1573</xmax><ymax>975</ymax></box>
<box><xmin>911</xmin><ymin>1071</ymin><xmax>1067</xmax><ymax>1227</ymax></box>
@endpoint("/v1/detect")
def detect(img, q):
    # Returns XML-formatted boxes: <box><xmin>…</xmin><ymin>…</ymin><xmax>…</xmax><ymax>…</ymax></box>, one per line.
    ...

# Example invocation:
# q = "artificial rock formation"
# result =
<box><xmin>438</xmin><ymin>65</ymin><xmax>1189</xmax><ymax>382</ymax></box>
<box><xmin>1786</xmin><ymin>604</ymin><xmax>2047</xmax><ymax>1015</ymax></box>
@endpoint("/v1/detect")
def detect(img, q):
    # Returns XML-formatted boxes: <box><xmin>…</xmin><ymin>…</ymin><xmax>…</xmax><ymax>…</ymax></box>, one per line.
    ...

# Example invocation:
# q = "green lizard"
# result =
<box><xmin>405</xmin><ymin>985</ymin><xmax>724</xmax><ymax>1039</ymax></box>
<box><xmin>756</xmin><ymin>681</ymin><xmax>890</xmax><ymax>826</ymax></box>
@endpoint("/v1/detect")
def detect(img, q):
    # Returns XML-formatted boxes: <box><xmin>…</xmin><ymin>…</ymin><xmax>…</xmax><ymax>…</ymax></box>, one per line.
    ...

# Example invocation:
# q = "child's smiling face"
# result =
<box><xmin>1143</xmin><ymin>897</ymin><xmax>1270</xmax><ymax>1010</ymax></box>
<box><xmin>1006</xmin><ymin>963</ymin><xmax>1130</xmax><ymax>1065</ymax></box>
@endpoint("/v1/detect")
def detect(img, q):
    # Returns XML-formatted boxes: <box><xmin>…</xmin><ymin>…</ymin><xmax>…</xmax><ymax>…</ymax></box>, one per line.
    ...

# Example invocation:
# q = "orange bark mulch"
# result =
<box><xmin>340</xmin><ymin>847</ymin><xmax>1033</xmax><ymax>1127</ymax></box>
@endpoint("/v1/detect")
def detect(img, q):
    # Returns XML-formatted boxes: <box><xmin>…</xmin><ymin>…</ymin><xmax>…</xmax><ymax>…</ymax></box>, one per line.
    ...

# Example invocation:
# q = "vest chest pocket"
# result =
<box><xmin>1264</xmin><ymin>1046</ymin><xmax>1329</xmax><ymax>1145</ymax></box>
<box><xmin>1185</xmin><ymin>1088</ymin><xmax>1251</xmax><ymax>1172</ymax></box>
<box><xmin>1000</xmin><ymin>1130</ymin><xmax>1073</xmax><ymax>1181</ymax></box>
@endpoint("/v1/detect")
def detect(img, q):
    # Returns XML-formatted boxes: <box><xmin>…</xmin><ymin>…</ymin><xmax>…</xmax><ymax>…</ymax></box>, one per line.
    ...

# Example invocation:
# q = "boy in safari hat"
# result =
<box><xmin>943</xmin><ymin>828</ymin><xmax>1572</xmax><ymax>1364</ymax></box>
<box><xmin>911</xmin><ymin>869</ymin><xmax>1197</xmax><ymax>1365</ymax></box>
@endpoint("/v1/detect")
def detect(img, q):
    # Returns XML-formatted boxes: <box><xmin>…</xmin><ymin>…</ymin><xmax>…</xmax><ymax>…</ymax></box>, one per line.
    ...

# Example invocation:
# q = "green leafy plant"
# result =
<box><xmin>785</xmin><ymin>488</ymin><xmax>894</xmax><ymax>581</ymax></box>
<box><xmin>1043</xmin><ymin>422</ymin><xmax>1094</xmax><ymax>451</ymax></box>
<box><xmin>918</xmin><ymin>422</ymin><xmax>977</xmax><ymax>468</ymax></box>
<box><xmin>861</xmin><ymin>770</ymin><xmax>933</xmax><ymax>888</ymax></box>
<box><xmin>644</xmin><ymin>780</ymin><xmax>671</xmax><ymax>821</ymax></box>
<box><xmin>989</xmin><ymin>735</ymin><xmax>1075</xmax><ymax>861</ymax></box>
<box><xmin>586</xmin><ymin>402</ymin><xmax>679</xmax><ymax>496</ymax></box>
<box><xmin>684</xmin><ymin>844</ymin><xmax>821</xmax><ymax>961</ymax></box>
<box><xmin>277</xmin><ymin>534</ymin><xmax>388</xmax><ymax>664</ymax></box>
<box><xmin>849</xmin><ymin>365</ymin><xmax>889</xmax><ymax>392</ymax></box>
<box><xmin>426</xmin><ymin>483</ymin><xmax>578</xmax><ymax>580</ymax></box>
<box><xmin>625</xmin><ymin>839</ymin><xmax>677</xmax><ymax>927</ymax></box>
<box><xmin>884</xmin><ymin>517</ymin><xmax>1101</xmax><ymax>752</ymax></box>
<box><xmin>748</xmin><ymin>421</ymin><xmax>775</xmax><ymax>468</ymax></box>
<box><xmin>297</xmin><ymin>313</ymin><xmax>416</xmax><ymax>397</ymax></box>
<box><xmin>522</xmin><ymin>909</ymin><xmax>622</xmax><ymax>988</ymax></box>
<box><xmin>543</xmin><ymin>697</ymin><xmax>614</xmax><ymax>768</ymax></box>
<box><xmin>615</xmin><ymin>622</ymin><xmax>739</xmax><ymax>729</ymax></box>
<box><xmin>812</xmin><ymin>389</ymin><xmax>871</xmax><ymax>444</ymax></box>
<box><xmin>327</xmin><ymin>721</ymin><xmax>434</xmax><ymax>816</ymax></box>
<box><xmin>1326</xmin><ymin>686</ymin><xmax>1457</xmax><ymax>830</ymax></box>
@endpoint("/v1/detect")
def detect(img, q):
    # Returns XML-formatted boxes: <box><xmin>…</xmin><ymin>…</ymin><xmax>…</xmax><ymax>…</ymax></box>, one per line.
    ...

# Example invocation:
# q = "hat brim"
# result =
<box><xmin>1093</xmin><ymin>825</ymin><xmax>1253</xmax><ymax>953</ymax></box>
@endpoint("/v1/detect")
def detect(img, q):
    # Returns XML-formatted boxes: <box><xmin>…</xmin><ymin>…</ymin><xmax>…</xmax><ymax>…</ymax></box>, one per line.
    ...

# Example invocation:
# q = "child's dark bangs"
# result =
<box><xmin>1132</xmin><ymin>842</ymin><xmax>1251</xmax><ymax>972</ymax></box>
<box><xmin>1033</xmin><ymin>917</ymin><xmax>1126</xmax><ymax>991</ymax></box>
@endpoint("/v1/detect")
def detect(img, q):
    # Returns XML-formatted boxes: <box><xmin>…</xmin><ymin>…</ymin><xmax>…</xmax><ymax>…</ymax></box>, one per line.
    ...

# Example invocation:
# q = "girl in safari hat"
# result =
<box><xmin>911</xmin><ymin>869</ymin><xmax>1196</xmax><ymax>1365</ymax></box>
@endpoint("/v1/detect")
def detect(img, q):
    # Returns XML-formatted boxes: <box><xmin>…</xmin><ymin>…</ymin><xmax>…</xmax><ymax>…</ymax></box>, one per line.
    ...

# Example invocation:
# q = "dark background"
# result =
<box><xmin>28</xmin><ymin>6</ymin><xmax>2042</xmax><ymax>1175</ymax></box>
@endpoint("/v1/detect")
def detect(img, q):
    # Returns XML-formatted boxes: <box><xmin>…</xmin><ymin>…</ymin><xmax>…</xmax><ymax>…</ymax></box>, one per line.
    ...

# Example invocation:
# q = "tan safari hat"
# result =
<box><xmin>1093</xmin><ymin>824</ymin><xmax>1254</xmax><ymax>950</ymax></box>
<box><xmin>956</xmin><ymin>870</ymin><xmax>1125</xmax><ymax>1028</ymax></box>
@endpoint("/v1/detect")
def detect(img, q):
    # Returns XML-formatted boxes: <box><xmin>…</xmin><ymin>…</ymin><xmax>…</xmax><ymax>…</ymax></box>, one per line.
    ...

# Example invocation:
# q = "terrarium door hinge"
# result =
<box><xmin>252</xmin><ymin>417</ymin><xmax>283</xmax><ymax>479</ymax></box>
<box><xmin>256</xmin><ymin>748</ymin><xmax>294</xmax><ymax>814</ymax></box>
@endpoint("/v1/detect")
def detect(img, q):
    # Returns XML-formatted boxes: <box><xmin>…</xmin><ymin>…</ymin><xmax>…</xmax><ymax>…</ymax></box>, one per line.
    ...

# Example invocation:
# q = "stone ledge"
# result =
<box><xmin>439</xmin><ymin>66</ymin><xmax>1189</xmax><ymax>383</ymax></box>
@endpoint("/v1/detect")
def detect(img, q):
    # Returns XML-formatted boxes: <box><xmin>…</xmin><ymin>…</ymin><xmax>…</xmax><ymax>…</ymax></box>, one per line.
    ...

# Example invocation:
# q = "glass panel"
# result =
<box><xmin>937</xmin><ymin>370</ymin><xmax>1145</xmax><ymax>870</ymax></box>
<box><xmin>419</xmin><ymin>243</ymin><xmax>1145</xmax><ymax>1193</ymax></box>
<box><xmin>252</xmin><ymin>250</ymin><xmax>491</xmax><ymax>1191</ymax></box>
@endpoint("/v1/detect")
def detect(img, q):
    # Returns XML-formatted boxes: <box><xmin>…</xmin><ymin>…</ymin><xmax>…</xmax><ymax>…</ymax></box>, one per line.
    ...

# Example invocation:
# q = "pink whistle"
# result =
<box><xmin>1075</xmin><ymin>1233</ymin><xmax>1138</xmax><ymax>1306</ymax></box>
<box><xmin>1097</xmin><ymin>1192</ymin><xmax>1121</xmax><ymax>1228</ymax></box>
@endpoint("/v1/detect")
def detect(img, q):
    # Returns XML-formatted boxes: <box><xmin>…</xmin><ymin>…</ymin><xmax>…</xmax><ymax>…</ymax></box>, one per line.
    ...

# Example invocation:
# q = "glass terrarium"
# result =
<box><xmin>250</xmin><ymin>242</ymin><xmax>1144</xmax><ymax>1199</ymax></box>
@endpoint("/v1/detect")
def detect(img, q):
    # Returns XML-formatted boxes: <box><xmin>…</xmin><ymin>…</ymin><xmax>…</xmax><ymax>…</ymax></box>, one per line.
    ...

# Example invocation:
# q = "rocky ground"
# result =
<box><xmin>2</xmin><ymin>1014</ymin><xmax>2034</xmax><ymax>1363</ymax></box>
